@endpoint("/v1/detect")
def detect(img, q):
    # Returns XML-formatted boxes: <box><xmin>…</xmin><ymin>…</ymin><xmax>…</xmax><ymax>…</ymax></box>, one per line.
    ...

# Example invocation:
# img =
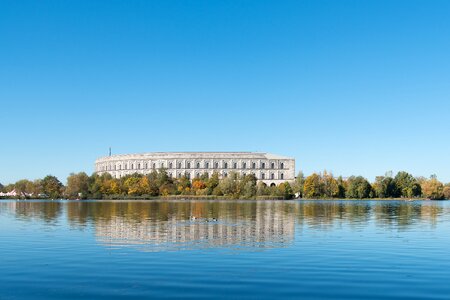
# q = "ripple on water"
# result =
<box><xmin>1</xmin><ymin>200</ymin><xmax>450</xmax><ymax>299</ymax></box>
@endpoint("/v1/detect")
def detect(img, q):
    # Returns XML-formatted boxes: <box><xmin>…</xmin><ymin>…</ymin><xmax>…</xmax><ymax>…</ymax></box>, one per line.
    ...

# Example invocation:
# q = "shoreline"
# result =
<box><xmin>0</xmin><ymin>197</ymin><xmax>446</xmax><ymax>201</ymax></box>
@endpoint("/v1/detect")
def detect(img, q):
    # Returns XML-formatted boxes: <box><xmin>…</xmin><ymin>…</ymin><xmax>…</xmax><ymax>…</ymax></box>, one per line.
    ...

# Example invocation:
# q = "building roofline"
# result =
<box><xmin>95</xmin><ymin>152</ymin><xmax>294</xmax><ymax>162</ymax></box>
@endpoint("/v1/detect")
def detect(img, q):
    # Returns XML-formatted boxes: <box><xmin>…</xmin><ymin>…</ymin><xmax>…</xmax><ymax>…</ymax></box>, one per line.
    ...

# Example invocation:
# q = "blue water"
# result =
<box><xmin>1</xmin><ymin>200</ymin><xmax>450</xmax><ymax>299</ymax></box>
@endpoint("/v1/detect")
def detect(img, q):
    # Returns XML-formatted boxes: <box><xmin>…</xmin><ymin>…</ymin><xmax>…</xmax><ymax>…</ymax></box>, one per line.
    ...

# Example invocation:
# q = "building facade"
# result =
<box><xmin>95</xmin><ymin>152</ymin><xmax>295</xmax><ymax>185</ymax></box>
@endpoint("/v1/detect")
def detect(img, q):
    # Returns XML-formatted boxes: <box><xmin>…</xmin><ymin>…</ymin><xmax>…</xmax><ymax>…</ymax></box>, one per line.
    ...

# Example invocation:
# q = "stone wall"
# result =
<box><xmin>95</xmin><ymin>152</ymin><xmax>295</xmax><ymax>185</ymax></box>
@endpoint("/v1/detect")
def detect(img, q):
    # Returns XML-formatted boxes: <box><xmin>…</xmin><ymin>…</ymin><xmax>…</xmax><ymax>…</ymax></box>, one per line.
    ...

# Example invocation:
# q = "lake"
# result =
<box><xmin>1</xmin><ymin>199</ymin><xmax>450</xmax><ymax>299</ymax></box>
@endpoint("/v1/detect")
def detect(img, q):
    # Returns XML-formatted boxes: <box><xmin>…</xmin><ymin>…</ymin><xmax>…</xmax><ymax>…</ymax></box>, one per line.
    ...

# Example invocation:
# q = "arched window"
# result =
<box><xmin>215</xmin><ymin>162</ymin><xmax>219</xmax><ymax>169</ymax></box>
<box><xmin>271</xmin><ymin>173</ymin><xmax>274</xmax><ymax>180</ymax></box>
<box><xmin>178</xmin><ymin>162</ymin><xmax>182</xmax><ymax>169</ymax></box>
<box><xmin>205</xmin><ymin>162</ymin><xmax>209</xmax><ymax>169</ymax></box>
<box><xmin>186</xmin><ymin>173</ymin><xmax>191</xmax><ymax>179</ymax></box>
<box><xmin>144</xmin><ymin>163</ymin><xmax>148</xmax><ymax>169</ymax></box>
<box><xmin>187</xmin><ymin>162</ymin><xmax>191</xmax><ymax>169</ymax></box>
<box><xmin>280</xmin><ymin>173</ymin><xmax>284</xmax><ymax>180</ymax></box>
<box><xmin>243</xmin><ymin>162</ymin><xmax>246</xmax><ymax>169</ymax></box>
<box><xmin>261</xmin><ymin>173</ymin><xmax>265</xmax><ymax>179</ymax></box>
<box><xmin>271</xmin><ymin>162</ymin><xmax>275</xmax><ymax>169</ymax></box>
<box><xmin>131</xmin><ymin>164</ymin><xmax>134</xmax><ymax>170</ymax></box>
<box><xmin>153</xmin><ymin>163</ymin><xmax>156</xmax><ymax>169</ymax></box>
<box><xmin>233</xmin><ymin>162</ymin><xmax>237</xmax><ymax>169</ymax></box>
<box><xmin>224</xmin><ymin>172</ymin><xmax>228</xmax><ymax>178</ymax></box>
<box><xmin>252</xmin><ymin>162</ymin><xmax>256</xmax><ymax>169</ymax></box>
<box><xmin>261</xmin><ymin>162</ymin><xmax>265</xmax><ymax>169</ymax></box>
<box><xmin>124</xmin><ymin>164</ymin><xmax>127</xmax><ymax>170</ymax></box>
<box><xmin>161</xmin><ymin>162</ymin><xmax>164</xmax><ymax>168</ymax></box>
<box><xmin>137</xmin><ymin>163</ymin><xmax>140</xmax><ymax>169</ymax></box>
<box><xmin>169</xmin><ymin>162</ymin><xmax>173</xmax><ymax>169</ymax></box>
<box><xmin>224</xmin><ymin>162</ymin><xmax>228</xmax><ymax>169</ymax></box>
<box><xmin>280</xmin><ymin>162</ymin><xmax>284</xmax><ymax>169</ymax></box>
<box><xmin>118</xmin><ymin>165</ymin><xmax>121</xmax><ymax>170</ymax></box>
<box><xmin>197</xmin><ymin>162</ymin><xmax>200</xmax><ymax>169</ymax></box>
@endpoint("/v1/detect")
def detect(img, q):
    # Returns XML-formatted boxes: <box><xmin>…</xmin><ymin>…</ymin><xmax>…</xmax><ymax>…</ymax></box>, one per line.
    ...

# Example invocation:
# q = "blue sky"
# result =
<box><xmin>1</xmin><ymin>0</ymin><xmax>449</xmax><ymax>184</ymax></box>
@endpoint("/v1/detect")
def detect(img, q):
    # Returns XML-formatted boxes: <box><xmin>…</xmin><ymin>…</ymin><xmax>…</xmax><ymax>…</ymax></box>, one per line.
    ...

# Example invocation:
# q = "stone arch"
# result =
<box><xmin>270</xmin><ymin>183</ymin><xmax>276</xmax><ymax>187</ymax></box>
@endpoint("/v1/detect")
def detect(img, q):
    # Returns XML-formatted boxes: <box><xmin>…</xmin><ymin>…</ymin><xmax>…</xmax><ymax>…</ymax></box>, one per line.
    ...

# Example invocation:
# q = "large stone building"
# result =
<box><xmin>95</xmin><ymin>152</ymin><xmax>295</xmax><ymax>185</ymax></box>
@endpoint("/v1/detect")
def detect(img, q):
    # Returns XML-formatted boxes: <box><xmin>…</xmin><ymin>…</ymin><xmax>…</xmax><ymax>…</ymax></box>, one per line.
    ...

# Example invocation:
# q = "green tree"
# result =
<box><xmin>176</xmin><ymin>175</ymin><xmax>192</xmax><ymax>195</ymax></box>
<box><xmin>394</xmin><ymin>171</ymin><xmax>421</xmax><ymax>198</ymax></box>
<box><xmin>207</xmin><ymin>172</ymin><xmax>220</xmax><ymax>195</ymax></box>
<box><xmin>346</xmin><ymin>176</ymin><xmax>372</xmax><ymax>199</ymax></box>
<box><xmin>373</xmin><ymin>175</ymin><xmax>397</xmax><ymax>198</ymax></box>
<box><xmin>278</xmin><ymin>182</ymin><xmax>294</xmax><ymax>199</ymax></box>
<box><xmin>239</xmin><ymin>174</ymin><xmax>257</xmax><ymax>199</ymax></box>
<box><xmin>336</xmin><ymin>176</ymin><xmax>346</xmax><ymax>198</ymax></box>
<box><xmin>41</xmin><ymin>175</ymin><xmax>64</xmax><ymax>199</ymax></box>
<box><xmin>89</xmin><ymin>173</ymin><xmax>113</xmax><ymax>199</ymax></box>
<box><xmin>65</xmin><ymin>172</ymin><xmax>90</xmax><ymax>199</ymax></box>
<box><xmin>218</xmin><ymin>176</ymin><xmax>237</xmax><ymax>196</ymax></box>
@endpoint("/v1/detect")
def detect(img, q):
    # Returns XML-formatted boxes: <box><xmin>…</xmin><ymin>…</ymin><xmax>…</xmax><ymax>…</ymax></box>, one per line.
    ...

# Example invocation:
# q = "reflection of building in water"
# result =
<box><xmin>95</xmin><ymin>202</ymin><xmax>295</xmax><ymax>251</ymax></box>
<box><xmin>0</xmin><ymin>201</ymin><xmax>16</xmax><ymax>217</ymax></box>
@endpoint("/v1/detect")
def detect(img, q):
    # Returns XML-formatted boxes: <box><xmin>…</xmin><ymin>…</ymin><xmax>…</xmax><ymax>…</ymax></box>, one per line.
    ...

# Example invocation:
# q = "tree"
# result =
<box><xmin>256</xmin><ymin>182</ymin><xmax>270</xmax><ymax>196</ymax></box>
<box><xmin>336</xmin><ymin>176</ymin><xmax>346</xmax><ymax>198</ymax></box>
<box><xmin>206</xmin><ymin>172</ymin><xmax>220</xmax><ymax>195</ymax></box>
<box><xmin>41</xmin><ymin>175</ymin><xmax>64</xmax><ymax>199</ymax></box>
<box><xmin>218</xmin><ymin>176</ymin><xmax>237</xmax><ymax>196</ymax></box>
<box><xmin>239</xmin><ymin>174</ymin><xmax>257</xmax><ymax>199</ymax></box>
<box><xmin>65</xmin><ymin>172</ymin><xmax>90</xmax><ymax>199</ymax></box>
<box><xmin>421</xmin><ymin>177</ymin><xmax>444</xmax><ymax>200</ymax></box>
<box><xmin>322</xmin><ymin>171</ymin><xmax>339</xmax><ymax>198</ymax></box>
<box><xmin>443</xmin><ymin>185</ymin><xmax>450</xmax><ymax>200</ymax></box>
<box><xmin>14</xmin><ymin>179</ymin><xmax>35</xmax><ymax>197</ymax></box>
<box><xmin>123</xmin><ymin>175</ymin><xmax>142</xmax><ymax>195</ymax></box>
<box><xmin>89</xmin><ymin>173</ymin><xmax>108</xmax><ymax>199</ymax></box>
<box><xmin>0</xmin><ymin>182</ymin><xmax>4</xmax><ymax>192</ymax></box>
<box><xmin>192</xmin><ymin>179</ymin><xmax>206</xmax><ymax>191</ymax></box>
<box><xmin>346</xmin><ymin>176</ymin><xmax>372</xmax><ymax>199</ymax></box>
<box><xmin>176</xmin><ymin>175</ymin><xmax>192</xmax><ymax>195</ymax></box>
<box><xmin>394</xmin><ymin>171</ymin><xmax>421</xmax><ymax>198</ymax></box>
<box><xmin>303</xmin><ymin>173</ymin><xmax>323</xmax><ymax>198</ymax></box>
<box><xmin>373</xmin><ymin>175</ymin><xmax>397</xmax><ymax>198</ymax></box>
<box><xmin>292</xmin><ymin>171</ymin><xmax>305</xmax><ymax>197</ymax></box>
<box><xmin>278</xmin><ymin>182</ymin><xmax>294</xmax><ymax>199</ymax></box>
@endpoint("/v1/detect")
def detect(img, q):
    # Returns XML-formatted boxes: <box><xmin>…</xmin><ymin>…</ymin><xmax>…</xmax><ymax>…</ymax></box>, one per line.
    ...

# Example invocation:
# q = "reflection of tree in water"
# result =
<box><xmin>373</xmin><ymin>202</ymin><xmax>442</xmax><ymax>229</ymax></box>
<box><xmin>296</xmin><ymin>202</ymin><xmax>371</xmax><ymax>229</ymax></box>
<box><xmin>13</xmin><ymin>201</ymin><xmax>62</xmax><ymax>224</ymax></box>
<box><xmin>295</xmin><ymin>201</ymin><xmax>443</xmax><ymax>230</ymax></box>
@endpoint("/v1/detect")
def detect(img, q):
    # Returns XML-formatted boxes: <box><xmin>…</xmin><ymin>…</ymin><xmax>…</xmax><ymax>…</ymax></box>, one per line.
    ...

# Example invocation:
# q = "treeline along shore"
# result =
<box><xmin>1</xmin><ymin>170</ymin><xmax>449</xmax><ymax>200</ymax></box>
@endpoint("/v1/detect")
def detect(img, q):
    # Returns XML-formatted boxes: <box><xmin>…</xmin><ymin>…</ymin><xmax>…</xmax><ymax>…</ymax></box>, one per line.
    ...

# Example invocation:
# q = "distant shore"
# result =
<box><xmin>2</xmin><ymin>169</ymin><xmax>449</xmax><ymax>201</ymax></box>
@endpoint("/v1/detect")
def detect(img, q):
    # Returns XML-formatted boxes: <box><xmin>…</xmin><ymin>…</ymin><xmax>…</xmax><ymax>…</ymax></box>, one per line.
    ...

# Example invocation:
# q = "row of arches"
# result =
<box><xmin>98</xmin><ymin>160</ymin><xmax>286</xmax><ymax>172</ymax></box>
<box><xmin>109</xmin><ymin>170</ymin><xmax>285</xmax><ymax>181</ymax></box>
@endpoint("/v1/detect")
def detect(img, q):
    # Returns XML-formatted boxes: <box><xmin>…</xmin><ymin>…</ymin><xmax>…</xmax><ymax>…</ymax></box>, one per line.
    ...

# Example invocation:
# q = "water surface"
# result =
<box><xmin>1</xmin><ymin>200</ymin><xmax>450</xmax><ymax>299</ymax></box>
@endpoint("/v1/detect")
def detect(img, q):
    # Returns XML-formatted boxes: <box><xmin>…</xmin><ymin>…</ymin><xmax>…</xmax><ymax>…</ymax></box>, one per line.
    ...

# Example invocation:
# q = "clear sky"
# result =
<box><xmin>1</xmin><ymin>0</ymin><xmax>449</xmax><ymax>185</ymax></box>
